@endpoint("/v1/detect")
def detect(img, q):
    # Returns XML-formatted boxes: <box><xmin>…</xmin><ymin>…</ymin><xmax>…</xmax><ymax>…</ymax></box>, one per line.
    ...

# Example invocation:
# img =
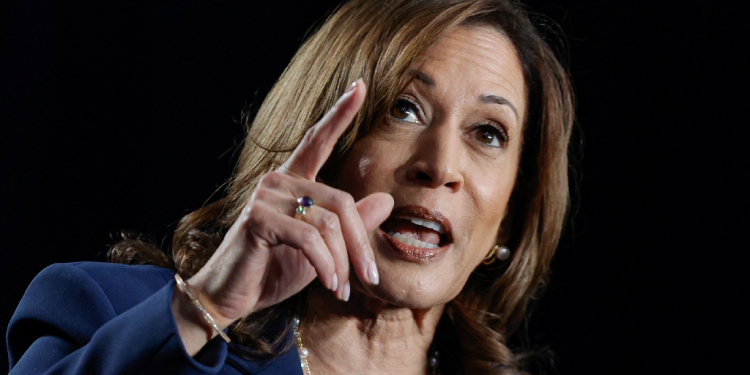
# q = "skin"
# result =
<box><xmin>172</xmin><ymin>25</ymin><xmax>526</xmax><ymax>375</ymax></box>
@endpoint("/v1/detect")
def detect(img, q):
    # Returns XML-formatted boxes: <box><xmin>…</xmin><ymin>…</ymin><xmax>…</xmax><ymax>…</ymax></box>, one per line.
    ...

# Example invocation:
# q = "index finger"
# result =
<box><xmin>281</xmin><ymin>79</ymin><xmax>366</xmax><ymax>180</ymax></box>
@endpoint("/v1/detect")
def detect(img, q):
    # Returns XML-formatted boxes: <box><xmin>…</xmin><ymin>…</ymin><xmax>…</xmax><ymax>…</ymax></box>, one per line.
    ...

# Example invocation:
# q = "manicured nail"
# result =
<box><xmin>345</xmin><ymin>80</ymin><xmax>358</xmax><ymax>93</ymax></box>
<box><xmin>331</xmin><ymin>274</ymin><xmax>339</xmax><ymax>292</ymax></box>
<box><xmin>368</xmin><ymin>262</ymin><xmax>379</xmax><ymax>285</ymax></box>
<box><xmin>336</xmin><ymin>80</ymin><xmax>358</xmax><ymax>106</ymax></box>
<box><xmin>343</xmin><ymin>281</ymin><xmax>351</xmax><ymax>301</ymax></box>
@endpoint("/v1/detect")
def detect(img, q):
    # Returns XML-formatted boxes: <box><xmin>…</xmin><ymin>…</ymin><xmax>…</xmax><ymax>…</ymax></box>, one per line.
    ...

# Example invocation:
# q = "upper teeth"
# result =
<box><xmin>404</xmin><ymin>217</ymin><xmax>445</xmax><ymax>234</ymax></box>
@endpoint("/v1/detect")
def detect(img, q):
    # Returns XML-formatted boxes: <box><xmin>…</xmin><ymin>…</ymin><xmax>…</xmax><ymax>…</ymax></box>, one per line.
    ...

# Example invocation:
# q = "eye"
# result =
<box><xmin>389</xmin><ymin>98</ymin><xmax>421</xmax><ymax>124</ymax></box>
<box><xmin>474</xmin><ymin>124</ymin><xmax>508</xmax><ymax>148</ymax></box>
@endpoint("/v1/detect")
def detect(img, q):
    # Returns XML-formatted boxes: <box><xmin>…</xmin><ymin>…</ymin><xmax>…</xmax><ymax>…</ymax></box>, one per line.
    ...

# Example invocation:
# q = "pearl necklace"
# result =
<box><xmin>293</xmin><ymin>317</ymin><xmax>440</xmax><ymax>375</ymax></box>
<box><xmin>293</xmin><ymin>317</ymin><xmax>313</xmax><ymax>375</ymax></box>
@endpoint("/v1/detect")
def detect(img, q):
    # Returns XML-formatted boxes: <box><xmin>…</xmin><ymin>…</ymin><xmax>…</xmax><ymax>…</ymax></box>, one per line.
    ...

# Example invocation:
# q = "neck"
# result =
<box><xmin>299</xmin><ymin>285</ymin><xmax>444</xmax><ymax>375</ymax></box>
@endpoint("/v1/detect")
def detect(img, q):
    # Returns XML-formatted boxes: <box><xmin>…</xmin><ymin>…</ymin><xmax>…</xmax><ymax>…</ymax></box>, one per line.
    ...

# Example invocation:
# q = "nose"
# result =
<box><xmin>405</xmin><ymin>123</ymin><xmax>465</xmax><ymax>192</ymax></box>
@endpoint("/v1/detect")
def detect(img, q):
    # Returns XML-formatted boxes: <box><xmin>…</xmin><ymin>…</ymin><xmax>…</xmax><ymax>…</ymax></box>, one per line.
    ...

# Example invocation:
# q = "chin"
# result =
<box><xmin>362</xmin><ymin>277</ymin><xmax>453</xmax><ymax>310</ymax></box>
<box><xmin>358</xmin><ymin>232</ymin><xmax>467</xmax><ymax>310</ymax></box>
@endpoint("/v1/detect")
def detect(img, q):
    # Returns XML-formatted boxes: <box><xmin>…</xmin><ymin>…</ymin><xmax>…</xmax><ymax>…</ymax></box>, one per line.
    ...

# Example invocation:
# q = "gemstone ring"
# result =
<box><xmin>293</xmin><ymin>196</ymin><xmax>315</xmax><ymax>219</ymax></box>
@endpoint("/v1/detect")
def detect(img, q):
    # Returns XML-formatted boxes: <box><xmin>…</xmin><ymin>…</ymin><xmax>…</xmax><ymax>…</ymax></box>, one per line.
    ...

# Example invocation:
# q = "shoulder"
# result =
<box><xmin>8</xmin><ymin>262</ymin><xmax>175</xmax><ymax>346</ymax></box>
<box><xmin>30</xmin><ymin>262</ymin><xmax>176</xmax><ymax>314</ymax></box>
<box><xmin>9</xmin><ymin>262</ymin><xmax>236</xmax><ymax>372</ymax></box>
<box><xmin>62</xmin><ymin>262</ymin><xmax>176</xmax><ymax>310</ymax></box>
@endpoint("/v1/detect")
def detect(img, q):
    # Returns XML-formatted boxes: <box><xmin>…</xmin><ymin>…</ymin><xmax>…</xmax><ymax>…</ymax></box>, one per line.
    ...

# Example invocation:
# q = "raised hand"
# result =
<box><xmin>172</xmin><ymin>80</ymin><xmax>394</xmax><ymax>354</ymax></box>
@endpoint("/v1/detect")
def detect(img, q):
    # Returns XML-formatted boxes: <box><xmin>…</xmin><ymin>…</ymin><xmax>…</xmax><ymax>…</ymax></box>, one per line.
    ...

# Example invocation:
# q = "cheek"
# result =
<box><xmin>344</xmin><ymin>153</ymin><xmax>373</xmax><ymax>197</ymax></box>
<box><xmin>336</xmin><ymin>138</ymin><xmax>401</xmax><ymax>200</ymax></box>
<box><xmin>357</xmin><ymin>156</ymin><xmax>372</xmax><ymax>181</ymax></box>
<box><xmin>464</xmin><ymin>162</ymin><xmax>518</xmax><ymax>254</ymax></box>
<box><xmin>336</xmin><ymin>154</ymin><xmax>369</xmax><ymax>200</ymax></box>
<box><xmin>474</xmin><ymin>170</ymin><xmax>515</xmax><ymax>211</ymax></box>
<box><xmin>471</xmin><ymin>155</ymin><xmax>516</xmax><ymax>207</ymax></box>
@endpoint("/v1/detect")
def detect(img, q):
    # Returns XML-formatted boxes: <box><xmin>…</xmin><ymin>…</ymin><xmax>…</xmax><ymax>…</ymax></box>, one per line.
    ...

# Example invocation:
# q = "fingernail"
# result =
<box><xmin>343</xmin><ymin>281</ymin><xmax>351</xmax><ymax>301</ymax></box>
<box><xmin>345</xmin><ymin>80</ymin><xmax>358</xmax><ymax>93</ymax></box>
<box><xmin>331</xmin><ymin>274</ymin><xmax>339</xmax><ymax>292</ymax></box>
<box><xmin>368</xmin><ymin>262</ymin><xmax>379</xmax><ymax>285</ymax></box>
<box><xmin>336</xmin><ymin>81</ymin><xmax>358</xmax><ymax>105</ymax></box>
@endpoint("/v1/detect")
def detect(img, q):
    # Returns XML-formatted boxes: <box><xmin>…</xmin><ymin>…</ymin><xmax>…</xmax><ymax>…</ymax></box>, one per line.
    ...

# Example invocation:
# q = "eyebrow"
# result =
<box><xmin>413</xmin><ymin>70</ymin><xmax>435</xmax><ymax>86</ymax></box>
<box><xmin>411</xmin><ymin>70</ymin><xmax>520</xmax><ymax>124</ymax></box>
<box><xmin>481</xmin><ymin>94</ymin><xmax>519</xmax><ymax>123</ymax></box>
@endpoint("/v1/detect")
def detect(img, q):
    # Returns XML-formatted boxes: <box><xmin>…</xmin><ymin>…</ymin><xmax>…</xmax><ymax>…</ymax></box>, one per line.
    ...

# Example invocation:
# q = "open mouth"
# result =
<box><xmin>379</xmin><ymin>205</ymin><xmax>453</xmax><ymax>260</ymax></box>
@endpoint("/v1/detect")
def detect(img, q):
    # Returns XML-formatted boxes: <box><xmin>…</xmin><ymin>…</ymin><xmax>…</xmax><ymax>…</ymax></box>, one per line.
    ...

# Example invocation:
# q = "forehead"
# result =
<box><xmin>418</xmin><ymin>25</ymin><xmax>526</xmax><ymax>122</ymax></box>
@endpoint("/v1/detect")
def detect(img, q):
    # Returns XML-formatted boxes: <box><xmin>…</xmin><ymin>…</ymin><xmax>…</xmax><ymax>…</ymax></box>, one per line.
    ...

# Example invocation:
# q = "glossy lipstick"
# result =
<box><xmin>379</xmin><ymin>205</ymin><xmax>453</xmax><ymax>262</ymax></box>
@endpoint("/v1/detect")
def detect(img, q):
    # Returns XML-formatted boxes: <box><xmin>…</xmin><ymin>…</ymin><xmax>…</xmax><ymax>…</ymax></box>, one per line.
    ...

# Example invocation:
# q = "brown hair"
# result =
<box><xmin>110</xmin><ymin>0</ymin><xmax>574</xmax><ymax>373</ymax></box>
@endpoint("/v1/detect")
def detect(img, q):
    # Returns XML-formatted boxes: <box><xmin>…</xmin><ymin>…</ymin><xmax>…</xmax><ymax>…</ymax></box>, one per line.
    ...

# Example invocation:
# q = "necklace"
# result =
<box><xmin>294</xmin><ymin>317</ymin><xmax>313</xmax><ymax>375</ymax></box>
<box><xmin>293</xmin><ymin>317</ymin><xmax>440</xmax><ymax>375</ymax></box>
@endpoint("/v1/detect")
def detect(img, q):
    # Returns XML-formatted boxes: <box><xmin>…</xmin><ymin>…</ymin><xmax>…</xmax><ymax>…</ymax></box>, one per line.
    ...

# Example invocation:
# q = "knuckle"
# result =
<box><xmin>301</xmin><ymin>227</ymin><xmax>321</xmax><ymax>246</ymax></box>
<box><xmin>258</xmin><ymin>171</ymin><xmax>286</xmax><ymax>188</ymax></box>
<box><xmin>242</xmin><ymin>195</ymin><xmax>255</xmax><ymax>215</ymax></box>
<box><xmin>334</xmin><ymin>191</ymin><xmax>356</xmax><ymax>211</ymax></box>
<box><xmin>319</xmin><ymin>212</ymin><xmax>341</xmax><ymax>232</ymax></box>
<box><xmin>252</xmin><ymin>187</ymin><xmax>271</xmax><ymax>202</ymax></box>
<box><xmin>296</xmin><ymin>126</ymin><xmax>317</xmax><ymax>150</ymax></box>
<box><xmin>241</xmin><ymin>204</ymin><xmax>253</xmax><ymax>220</ymax></box>
<box><xmin>354</xmin><ymin>235</ymin><xmax>371</xmax><ymax>254</ymax></box>
<box><xmin>243</xmin><ymin>203</ymin><xmax>266</xmax><ymax>227</ymax></box>
<box><xmin>257</xmin><ymin>172</ymin><xmax>275</xmax><ymax>188</ymax></box>
<box><xmin>303</xmin><ymin>125</ymin><xmax>317</xmax><ymax>142</ymax></box>
<box><xmin>241</xmin><ymin>195</ymin><xmax>262</xmax><ymax>222</ymax></box>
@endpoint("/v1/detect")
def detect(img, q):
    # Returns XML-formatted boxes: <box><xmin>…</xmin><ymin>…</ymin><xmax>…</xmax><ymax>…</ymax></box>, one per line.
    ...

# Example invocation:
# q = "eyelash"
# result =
<box><xmin>475</xmin><ymin>122</ymin><xmax>509</xmax><ymax>148</ymax></box>
<box><xmin>389</xmin><ymin>97</ymin><xmax>510</xmax><ymax>148</ymax></box>
<box><xmin>390</xmin><ymin>97</ymin><xmax>423</xmax><ymax>124</ymax></box>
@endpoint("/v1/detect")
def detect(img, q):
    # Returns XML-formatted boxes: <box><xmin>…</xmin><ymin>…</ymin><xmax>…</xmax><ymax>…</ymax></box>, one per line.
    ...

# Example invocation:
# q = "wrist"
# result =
<box><xmin>174</xmin><ymin>274</ymin><xmax>232</xmax><ymax>343</ymax></box>
<box><xmin>172</xmin><ymin>283</ymin><xmax>217</xmax><ymax>357</ymax></box>
<box><xmin>183</xmin><ymin>274</ymin><xmax>241</xmax><ymax>329</ymax></box>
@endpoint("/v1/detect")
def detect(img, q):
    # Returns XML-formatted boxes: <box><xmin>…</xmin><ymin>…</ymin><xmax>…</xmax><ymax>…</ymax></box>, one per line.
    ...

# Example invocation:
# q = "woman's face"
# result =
<box><xmin>337</xmin><ymin>25</ymin><xmax>526</xmax><ymax>309</ymax></box>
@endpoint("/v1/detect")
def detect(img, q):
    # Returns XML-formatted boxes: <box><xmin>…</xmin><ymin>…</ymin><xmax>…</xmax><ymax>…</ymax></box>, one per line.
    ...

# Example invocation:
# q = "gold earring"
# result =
<box><xmin>482</xmin><ymin>245</ymin><xmax>499</xmax><ymax>265</ymax></box>
<box><xmin>482</xmin><ymin>245</ymin><xmax>511</xmax><ymax>265</ymax></box>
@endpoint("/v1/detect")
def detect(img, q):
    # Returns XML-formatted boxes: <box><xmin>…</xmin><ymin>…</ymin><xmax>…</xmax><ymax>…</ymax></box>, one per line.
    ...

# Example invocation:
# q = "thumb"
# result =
<box><xmin>356</xmin><ymin>192</ymin><xmax>394</xmax><ymax>231</ymax></box>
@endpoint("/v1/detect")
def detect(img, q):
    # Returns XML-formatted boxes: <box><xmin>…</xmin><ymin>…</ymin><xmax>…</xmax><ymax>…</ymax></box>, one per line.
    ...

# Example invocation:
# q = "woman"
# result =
<box><xmin>7</xmin><ymin>0</ymin><xmax>573</xmax><ymax>374</ymax></box>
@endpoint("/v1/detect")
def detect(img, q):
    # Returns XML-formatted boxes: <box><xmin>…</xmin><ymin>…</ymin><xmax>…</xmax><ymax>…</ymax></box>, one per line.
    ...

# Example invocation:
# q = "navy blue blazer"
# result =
<box><xmin>7</xmin><ymin>262</ymin><xmax>304</xmax><ymax>374</ymax></box>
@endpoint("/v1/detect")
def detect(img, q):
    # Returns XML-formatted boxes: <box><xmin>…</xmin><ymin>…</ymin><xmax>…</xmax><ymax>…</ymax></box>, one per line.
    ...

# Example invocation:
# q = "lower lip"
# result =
<box><xmin>379</xmin><ymin>229</ymin><xmax>450</xmax><ymax>262</ymax></box>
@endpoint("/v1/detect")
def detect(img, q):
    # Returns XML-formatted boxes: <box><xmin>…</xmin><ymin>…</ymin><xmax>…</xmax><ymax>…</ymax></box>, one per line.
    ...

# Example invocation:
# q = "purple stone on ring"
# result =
<box><xmin>298</xmin><ymin>196</ymin><xmax>315</xmax><ymax>208</ymax></box>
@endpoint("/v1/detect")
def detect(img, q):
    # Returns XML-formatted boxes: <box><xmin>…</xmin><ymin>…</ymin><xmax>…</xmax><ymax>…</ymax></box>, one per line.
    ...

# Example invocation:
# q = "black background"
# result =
<box><xmin>1</xmin><ymin>0</ymin><xmax>746</xmax><ymax>373</ymax></box>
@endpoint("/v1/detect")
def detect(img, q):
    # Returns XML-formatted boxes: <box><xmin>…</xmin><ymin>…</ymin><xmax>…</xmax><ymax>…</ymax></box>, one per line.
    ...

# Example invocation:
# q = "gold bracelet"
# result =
<box><xmin>174</xmin><ymin>274</ymin><xmax>231</xmax><ymax>343</ymax></box>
